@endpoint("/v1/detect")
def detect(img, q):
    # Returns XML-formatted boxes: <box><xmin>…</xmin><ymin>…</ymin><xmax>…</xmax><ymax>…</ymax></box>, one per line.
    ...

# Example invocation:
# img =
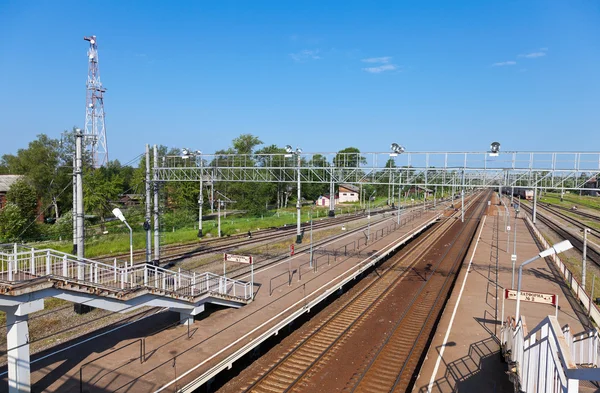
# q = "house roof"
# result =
<box><xmin>339</xmin><ymin>183</ymin><xmax>359</xmax><ymax>193</ymax></box>
<box><xmin>0</xmin><ymin>175</ymin><xmax>23</xmax><ymax>193</ymax></box>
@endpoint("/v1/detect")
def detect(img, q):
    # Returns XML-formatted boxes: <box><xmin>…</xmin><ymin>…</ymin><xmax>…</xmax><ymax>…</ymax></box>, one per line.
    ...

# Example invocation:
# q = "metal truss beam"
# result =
<box><xmin>154</xmin><ymin>151</ymin><xmax>600</xmax><ymax>191</ymax></box>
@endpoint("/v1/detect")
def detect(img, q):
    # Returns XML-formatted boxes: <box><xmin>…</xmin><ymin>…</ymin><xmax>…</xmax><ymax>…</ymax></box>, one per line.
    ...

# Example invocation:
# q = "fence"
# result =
<box><xmin>0</xmin><ymin>245</ymin><xmax>252</xmax><ymax>302</ymax></box>
<box><xmin>525</xmin><ymin>216</ymin><xmax>600</xmax><ymax>328</ymax></box>
<box><xmin>501</xmin><ymin>315</ymin><xmax>583</xmax><ymax>392</ymax></box>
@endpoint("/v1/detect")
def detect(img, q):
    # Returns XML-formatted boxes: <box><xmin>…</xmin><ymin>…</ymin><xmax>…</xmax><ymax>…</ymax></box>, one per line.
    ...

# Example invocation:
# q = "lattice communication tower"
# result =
<box><xmin>84</xmin><ymin>35</ymin><xmax>108</xmax><ymax>167</ymax></box>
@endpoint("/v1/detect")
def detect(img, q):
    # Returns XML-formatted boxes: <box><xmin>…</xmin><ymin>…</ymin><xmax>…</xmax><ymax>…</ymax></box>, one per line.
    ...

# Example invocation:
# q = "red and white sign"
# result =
<box><xmin>224</xmin><ymin>253</ymin><xmax>253</xmax><ymax>264</ymax></box>
<box><xmin>504</xmin><ymin>288</ymin><xmax>556</xmax><ymax>305</ymax></box>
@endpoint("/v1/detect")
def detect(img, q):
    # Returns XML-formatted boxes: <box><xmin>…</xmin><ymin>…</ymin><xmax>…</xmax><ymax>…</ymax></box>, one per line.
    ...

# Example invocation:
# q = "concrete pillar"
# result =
<box><xmin>176</xmin><ymin>305</ymin><xmax>204</xmax><ymax>326</ymax></box>
<box><xmin>7</xmin><ymin>313</ymin><xmax>30</xmax><ymax>393</ymax></box>
<box><xmin>179</xmin><ymin>312</ymin><xmax>194</xmax><ymax>326</ymax></box>
<box><xmin>3</xmin><ymin>300</ymin><xmax>44</xmax><ymax>393</ymax></box>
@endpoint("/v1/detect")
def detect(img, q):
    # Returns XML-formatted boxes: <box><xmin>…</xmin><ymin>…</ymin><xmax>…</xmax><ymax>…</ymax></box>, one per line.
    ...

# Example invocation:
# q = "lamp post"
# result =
<box><xmin>367</xmin><ymin>190</ymin><xmax>376</xmax><ymax>242</ymax></box>
<box><xmin>515</xmin><ymin>240</ymin><xmax>573</xmax><ymax>320</ymax></box>
<box><xmin>112</xmin><ymin>208</ymin><xmax>133</xmax><ymax>268</ymax></box>
<box><xmin>583</xmin><ymin>228</ymin><xmax>590</xmax><ymax>290</ymax></box>
<box><xmin>286</xmin><ymin>145</ymin><xmax>303</xmax><ymax>244</ymax></box>
<box><xmin>390</xmin><ymin>143</ymin><xmax>406</xmax><ymax>227</ymax></box>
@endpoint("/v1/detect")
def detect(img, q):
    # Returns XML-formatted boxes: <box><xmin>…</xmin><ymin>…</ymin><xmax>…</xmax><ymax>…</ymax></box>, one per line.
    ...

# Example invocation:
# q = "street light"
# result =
<box><xmin>286</xmin><ymin>145</ymin><xmax>303</xmax><ymax>244</ymax></box>
<box><xmin>112</xmin><ymin>208</ymin><xmax>134</xmax><ymax>268</ymax></box>
<box><xmin>515</xmin><ymin>240</ymin><xmax>573</xmax><ymax>320</ymax></box>
<box><xmin>390</xmin><ymin>143</ymin><xmax>406</xmax><ymax>225</ymax></box>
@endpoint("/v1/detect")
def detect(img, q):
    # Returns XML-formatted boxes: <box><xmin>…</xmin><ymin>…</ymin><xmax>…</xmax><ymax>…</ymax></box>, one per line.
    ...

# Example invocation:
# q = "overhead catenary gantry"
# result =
<box><xmin>152</xmin><ymin>150</ymin><xmax>600</xmax><ymax>191</ymax></box>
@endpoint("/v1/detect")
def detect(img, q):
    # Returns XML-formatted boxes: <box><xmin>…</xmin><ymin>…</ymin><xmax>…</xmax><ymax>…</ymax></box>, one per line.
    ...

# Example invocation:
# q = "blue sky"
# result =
<box><xmin>0</xmin><ymin>0</ymin><xmax>599</xmax><ymax>163</ymax></box>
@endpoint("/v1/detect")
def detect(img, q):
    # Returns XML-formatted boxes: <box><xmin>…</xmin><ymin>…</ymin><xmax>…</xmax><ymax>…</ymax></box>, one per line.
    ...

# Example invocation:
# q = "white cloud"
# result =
<box><xmin>289</xmin><ymin>49</ymin><xmax>321</xmax><ymax>62</ymax></box>
<box><xmin>492</xmin><ymin>61</ymin><xmax>517</xmax><ymax>67</ymax></box>
<box><xmin>362</xmin><ymin>64</ymin><xmax>398</xmax><ymax>73</ymax></box>
<box><xmin>519</xmin><ymin>48</ymin><xmax>548</xmax><ymax>58</ymax></box>
<box><xmin>361</xmin><ymin>56</ymin><xmax>398</xmax><ymax>73</ymax></box>
<box><xmin>361</xmin><ymin>56</ymin><xmax>392</xmax><ymax>64</ymax></box>
<box><xmin>519</xmin><ymin>52</ymin><xmax>546</xmax><ymax>58</ymax></box>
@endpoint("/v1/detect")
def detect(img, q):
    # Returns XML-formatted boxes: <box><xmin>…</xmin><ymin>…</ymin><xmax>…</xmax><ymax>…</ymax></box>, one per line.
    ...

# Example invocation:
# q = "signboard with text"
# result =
<box><xmin>504</xmin><ymin>288</ymin><xmax>556</xmax><ymax>305</ymax></box>
<box><xmin>224</xmin><ymin>253</ymin><xmax>253</xmax><ymax>264</ymax></box>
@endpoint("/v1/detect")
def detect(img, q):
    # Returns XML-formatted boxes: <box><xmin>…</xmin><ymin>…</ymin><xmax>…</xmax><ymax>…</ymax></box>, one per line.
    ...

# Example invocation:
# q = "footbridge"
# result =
<box><xmin>0</xmin><ymin>244</ymin><xmax>252</xmax><ymax>393</ymax></box>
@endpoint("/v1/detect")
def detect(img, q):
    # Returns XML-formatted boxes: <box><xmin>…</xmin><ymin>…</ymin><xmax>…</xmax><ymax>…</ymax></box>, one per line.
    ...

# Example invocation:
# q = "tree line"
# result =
<box><xmin>0</xmin><ymin>131</ymin><xmax>376</xmax><ymax>242</ymax></box>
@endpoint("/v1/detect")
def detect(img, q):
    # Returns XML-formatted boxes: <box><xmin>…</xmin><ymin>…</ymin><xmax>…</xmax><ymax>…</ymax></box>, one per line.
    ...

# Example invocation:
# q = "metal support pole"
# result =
<box><xmin>532</xmin><ymin>184</ymin><xmax>538</xmax><ymax>225</ymax></box>
<box><xmin>210</xmin><ymin>179</ymin><xmax>214</xmax><ymax>213</ymax></box>
<box><xmin>329</xmin><ymin>166</ymin><xmax>335</xmax><ymax>217</ymax></box>
<box><xmin>153</xmin><ymin>145</ymin><xmax>160</xmax><ymax>265</ymax></box>
<box><xmin>145</xmin><ymin>145</ymin><xmax>152</xmax><ymax>263</ymax></box>
<box><xmin>198</xmin><ymin>156</ymin><xmax>203</xmax><ymax>237</ymax></box>
<box><xmin>309</xmin><ymin>211</ymin><xmax>313</xmax><ymax>268</ymax></box>
<box><xmin>516</xmin><ymin>254</ymin><xmax>542</xmax><ymax>320</ymax></box>
<box><xmin>125</xmin><ymin>221</ymin><xmax>133</xmax><ymax>268</ymax></box>
<box><xmin>72</xmin><ymin>155</ymin><xmax>77</xmax><ymax>255</ymax></box>
<box><xmin>218</xmin><ymin>200</ymin><xmax>221</xmax><ymax>238</ymax></box>
<box><xmin>397</xmin><ymin>182</ymin><xmax>401</xmax><ymax>226</ymax></box>
<box><xmin>461</xmin><ymin>170</ymin><xmax>465</xmax><ymax>223</ymax></box>
<box><xmin>75</xmin><ymin>130</ymin><xmax>84</xmax><ymax>260</ymax></box>
<box><xmin>296</xmin><ymin>154</ymin><xmax>302</xmax><ymax>244</ymax></box>
<box><xmin>583</xmin><ymin>228</ymin><xmax>589</xmax><ymax>291</ymax></box>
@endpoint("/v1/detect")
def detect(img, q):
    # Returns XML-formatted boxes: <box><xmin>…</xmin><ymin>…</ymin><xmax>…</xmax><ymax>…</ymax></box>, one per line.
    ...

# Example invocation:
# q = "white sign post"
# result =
<box><xmin>224</xmin><ymin>253</ymin><xmax>254</xmax><ymax>300</ymax></box>
<box><xmin>502</xmin><ymin>288</ymin><xmax>558</xmax><ymax>324</ymax></box>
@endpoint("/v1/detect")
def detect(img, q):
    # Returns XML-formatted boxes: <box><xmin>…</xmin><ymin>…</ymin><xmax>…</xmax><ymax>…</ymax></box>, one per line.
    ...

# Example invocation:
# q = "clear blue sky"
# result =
<box><xmin>0</xmin><ymin>0</ymin><xmax>598</xmax><ymax>163</ymax></box>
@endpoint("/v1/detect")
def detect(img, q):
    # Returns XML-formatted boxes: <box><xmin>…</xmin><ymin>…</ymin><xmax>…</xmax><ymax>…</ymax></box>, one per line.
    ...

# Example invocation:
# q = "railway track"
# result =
<box><xmin>96</xmin><ymin>207</ymin><xmax>400</xmax><ymax>265</ymax></box>
<box><xmin>521</xmin><ymin>202</ymin><xmax>600</xmax><ymax>266</ymax></box>
<box><xmin>242</xmin><ymin>192</ymin><xmax>486</xmax><ymax>393</ymax></box>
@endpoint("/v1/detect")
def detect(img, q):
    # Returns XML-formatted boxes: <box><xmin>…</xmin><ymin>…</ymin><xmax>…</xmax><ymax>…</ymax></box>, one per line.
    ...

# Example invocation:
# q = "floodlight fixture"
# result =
<box><xmin>285</xmin><ymin>145</ymin><xmax>293</xmax><ymax>154</ymax></box>
<box><xmin>489</xmin><ymin>141</ymin><xmax>501</xmax><ymax>157</ymax></box>
<box><xmin>390</xmin><ymin>143</ymin><xmax>405</xmax><ymax>155</ymax></box>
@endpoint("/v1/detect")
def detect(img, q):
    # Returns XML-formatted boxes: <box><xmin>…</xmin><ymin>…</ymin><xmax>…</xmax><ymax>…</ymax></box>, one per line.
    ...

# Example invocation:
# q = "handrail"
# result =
<box><xmin>0</xmin><ymin>244</ymin><xmax>252</xmax><ymax>302</ymax></box>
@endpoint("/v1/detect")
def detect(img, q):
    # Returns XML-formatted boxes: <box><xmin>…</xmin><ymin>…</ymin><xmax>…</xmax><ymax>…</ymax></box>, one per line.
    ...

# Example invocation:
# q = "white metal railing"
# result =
<box><xmin>569</xmin><ymin>328</ymin><xmax>600</xmax><ymax>367</ymax></box>
<box><xmin>525</xmin><ymin>216</ymin><xmax>600</xmax><ymax>328</ymax></box>
<box><xmin>501</xmin><ymin>315</ymin><xmax>580</xmax><ymax>392</ymax></box>
<box><xmin>0</xmin><ymin>245</ymin><xmax>252</xmax><ymax>302</ymax></box>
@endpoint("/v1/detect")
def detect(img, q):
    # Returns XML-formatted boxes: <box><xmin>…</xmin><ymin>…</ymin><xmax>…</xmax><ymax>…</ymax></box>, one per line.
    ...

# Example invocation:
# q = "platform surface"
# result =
<box><xmin>415</xmin><ymin>194</ymin><xmax>590</xmax><ymax>393</ymax></box>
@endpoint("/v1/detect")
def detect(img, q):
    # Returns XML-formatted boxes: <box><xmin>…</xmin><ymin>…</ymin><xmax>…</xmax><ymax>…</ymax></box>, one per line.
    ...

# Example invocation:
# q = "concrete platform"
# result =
<box><xmin>414</xmin><ymin>194</ymin><xmax>590</xmax><ymax>393</ymax></box>
<box><xmin>0</xmin><ymin>205</ymin><xmax>449</xmax><ymax>392</ymax></box>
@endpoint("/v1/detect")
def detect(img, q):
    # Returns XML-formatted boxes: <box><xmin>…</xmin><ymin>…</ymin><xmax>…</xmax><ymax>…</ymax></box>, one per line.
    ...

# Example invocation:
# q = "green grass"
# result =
<box><xmin>540</xmin><ymin>192</ymin><xmax>600</xmax><ymax>211</ymax></box>
<box><xmin>32</xmin><ymin>204</ymin><xmax>368</xmax><ymax>259</ymax></box>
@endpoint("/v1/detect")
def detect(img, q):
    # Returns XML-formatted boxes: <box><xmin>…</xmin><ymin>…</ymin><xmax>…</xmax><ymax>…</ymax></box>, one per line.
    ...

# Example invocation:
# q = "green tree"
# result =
<box><xmin>0</xmin><ymin>179</ymin><xmax>39</xmax><ymax>240</ymax></box>
<box><xmin>83</xmin><ymin>165</ymin><xmax>124</xmax><ymax>231</ymax></box>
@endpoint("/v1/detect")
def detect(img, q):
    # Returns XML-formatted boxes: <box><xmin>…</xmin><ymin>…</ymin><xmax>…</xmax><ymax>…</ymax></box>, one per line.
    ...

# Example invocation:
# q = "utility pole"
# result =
<box><xmin>145</xmin><ymin>145</ymin><xmax>152</xmax><ymax>263</ymax></box>
<box><xmin>153</xmin><ymin>145</ymin><xmax>160</xmax><ymax>265</ymax></box>
<box><xmin>75</xmin><ymin>131</ymin><xmax>85</xmax><ymax>265</ymax></box>
<box><xmin>72</xmin><ymin>156</ymin><xmax>77</xmax><ymax>255</ymax></box>
<box><xmin>296</xmin><ymin>153</ymin><xmax>302</xmax><ymax>244</ymax></box>
<box><xmin>461</xmin><ymin>170</ymin><xmax>465</xmax><ymax>223</ymax></box>
<box><xmin>198</xmin><ymin>155</ymin><xmax>203</xmax><ymax>237</ymax></box>
<box><xmin>329</xmin><ymin>164</ymin><xmax>335</xmax><ymax>217</ymax></box>
<box><xmin>83</xmin><ymin>35</ymin><xmax>108</xmax><ymax>168</ymax></box>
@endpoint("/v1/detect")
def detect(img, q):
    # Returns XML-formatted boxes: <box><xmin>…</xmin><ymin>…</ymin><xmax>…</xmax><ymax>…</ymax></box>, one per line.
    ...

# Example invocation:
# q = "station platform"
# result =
<box><xmin>414</xmin><ymin>193</ymin><xmax>590</xmax><ymax>393</ymax></box>
<box><xmin>1</xmin><ymin>204</ymin><xmax>449</xmax><ymax>392</ymax></box>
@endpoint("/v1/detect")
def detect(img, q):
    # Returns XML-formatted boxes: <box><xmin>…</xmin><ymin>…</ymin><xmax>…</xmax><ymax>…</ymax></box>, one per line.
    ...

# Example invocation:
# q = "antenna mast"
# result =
<box><xmin>83</xmin><ymin>35</ymin><xmax>108</xmax><ymax>167</ymax></box>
